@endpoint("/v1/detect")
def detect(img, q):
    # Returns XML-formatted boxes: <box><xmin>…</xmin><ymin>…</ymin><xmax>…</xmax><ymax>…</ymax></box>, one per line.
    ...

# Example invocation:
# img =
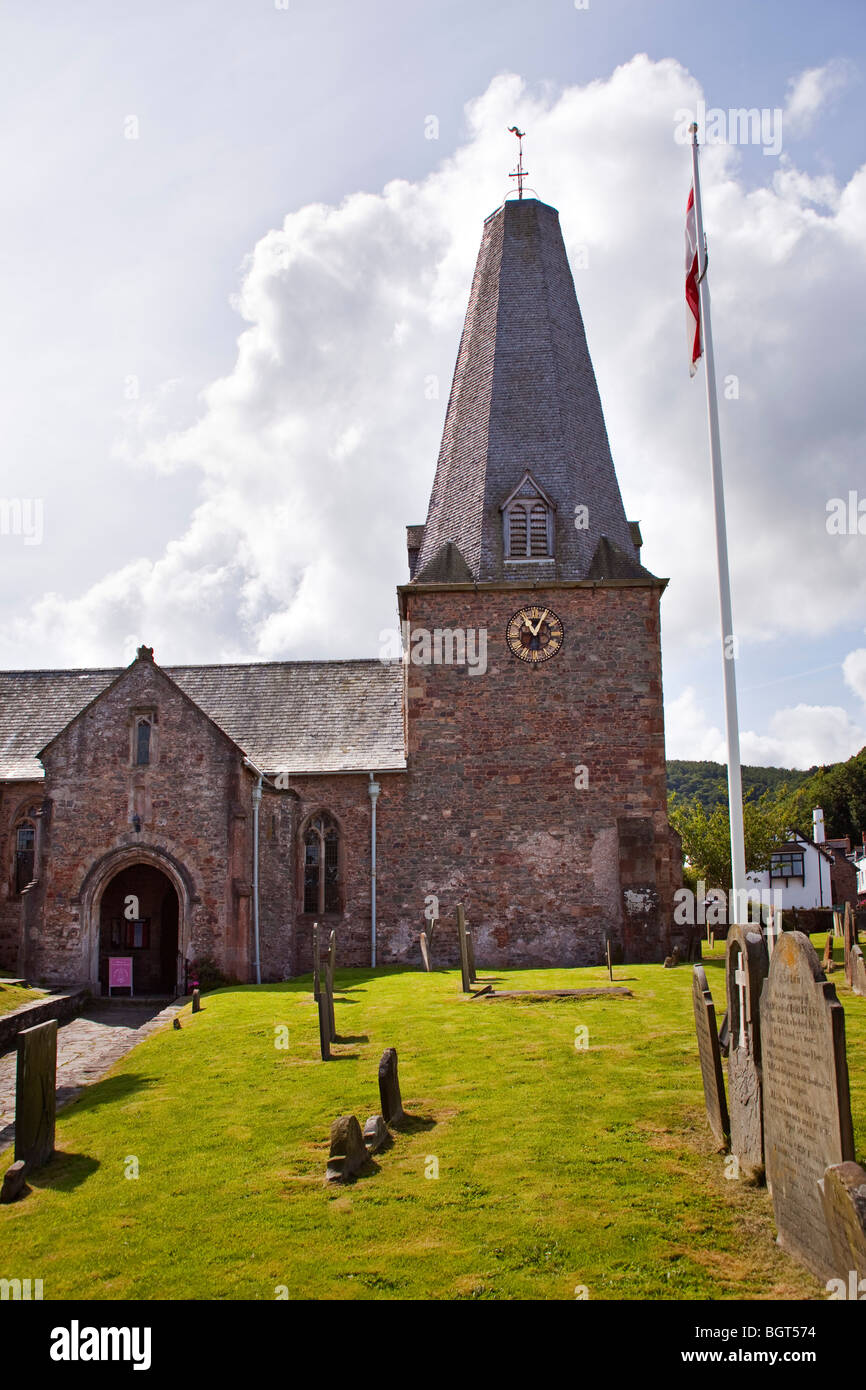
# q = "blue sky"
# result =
<box><xmin>2</xmin><ymin>0</ymin><xmax>865</xmax><ymax>767</ymax></box>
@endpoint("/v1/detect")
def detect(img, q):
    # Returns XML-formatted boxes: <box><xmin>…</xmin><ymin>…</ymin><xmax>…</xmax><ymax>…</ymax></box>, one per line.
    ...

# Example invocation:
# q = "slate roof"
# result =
<box><xmin>0</xmin><ymin>660</ymin><xmax>406</xmax><ymax>781</ymax></box>
<box><xmin>0</xmin><ymin>668</ymin><xmax>119</xmax><ymax>780</ymax></box>
<box><xmin>414</xmin><ymin>197</ymin><xmax>645</xmax><ymax>583</ymax></box>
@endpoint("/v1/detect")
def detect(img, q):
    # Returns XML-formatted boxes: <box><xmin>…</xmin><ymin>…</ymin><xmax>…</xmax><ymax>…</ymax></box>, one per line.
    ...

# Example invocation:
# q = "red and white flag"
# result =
<box><xmin>685</xmin><ymin>185</ymin><xmax>702</xmax><ymax>377</ymax></box>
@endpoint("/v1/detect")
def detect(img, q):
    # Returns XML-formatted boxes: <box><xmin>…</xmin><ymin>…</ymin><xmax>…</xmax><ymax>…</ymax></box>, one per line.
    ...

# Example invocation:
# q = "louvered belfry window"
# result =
<box><xmin>529</xmin><ymin>503</ymin><xmax>548</xmax><ymax>556</ymax></box>
<box><xmin>506</xmin><ymin>496</ymin><xmax>551</xmax><ymax>558</ymax></box>
<box><xmin>508</xmin><ymin>507</ymin><xmax>528</xmax><ymax>556</ymax></box>
<box><xmin>303</xmin><ymin>813</ymin><xmax>341</xmax><ymax>914</ymax></box>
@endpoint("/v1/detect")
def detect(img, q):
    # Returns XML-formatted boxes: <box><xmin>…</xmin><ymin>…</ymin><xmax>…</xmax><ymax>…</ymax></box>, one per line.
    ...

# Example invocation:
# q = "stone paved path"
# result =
<box><xmin>0</xmin><ymin>999</ymin><xmax>183</xmax><ymax>1153</ymax></box>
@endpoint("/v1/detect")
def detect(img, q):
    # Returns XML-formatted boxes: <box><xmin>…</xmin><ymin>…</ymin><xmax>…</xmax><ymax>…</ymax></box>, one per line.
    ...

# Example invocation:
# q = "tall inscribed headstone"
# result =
<box><xmin>692</xmin><ymin>965</ymin><xmax>729</xmax><ymax>1151</ymax></box>
<box><xmin>760</xmin><ymin>930</ymin><xmax>855</xmax><ymax>1281</ymax></box>
<box><xmin>725</xmin><ymin>924</ymin><xmax>768</xmax><ymax>1182</ymax></box>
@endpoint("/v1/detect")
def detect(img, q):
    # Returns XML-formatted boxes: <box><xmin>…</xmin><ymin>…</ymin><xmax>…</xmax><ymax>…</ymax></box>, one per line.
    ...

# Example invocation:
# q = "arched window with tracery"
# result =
<box><xmin>12</xmin><ymin>809</ymin><xmax>38</xmax><ymax>895</ymax></box>
<box><xmin>303</xmin><ymin>813</ymin><xmax>341</xmax><ymax>915</ymax></box>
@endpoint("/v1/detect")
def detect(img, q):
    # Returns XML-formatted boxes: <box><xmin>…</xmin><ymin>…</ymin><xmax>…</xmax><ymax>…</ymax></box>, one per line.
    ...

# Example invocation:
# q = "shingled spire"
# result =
<box><xmin>413</xmin><ymin>197</ymin><xmax>648</xmax><ymax>584</ymax></box>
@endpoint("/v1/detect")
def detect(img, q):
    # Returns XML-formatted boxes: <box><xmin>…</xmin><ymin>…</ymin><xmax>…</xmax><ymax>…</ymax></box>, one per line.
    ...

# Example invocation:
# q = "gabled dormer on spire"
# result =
<box><xmin>411</xmin><ymin>196</ymin><xmax>648</xmax><ymax>585</ymax></box>
<box><xmin>500</xmin><ymin>471</ymin><xmax>556</xmax><ymax>563</ymax></box>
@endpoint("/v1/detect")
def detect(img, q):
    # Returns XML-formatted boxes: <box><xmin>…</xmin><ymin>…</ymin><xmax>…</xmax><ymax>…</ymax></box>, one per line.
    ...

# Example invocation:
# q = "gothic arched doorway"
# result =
<box><xmin>98</xmin><ymin>863</ymin><xmax>179</xmax><ymax>996</ymax></box>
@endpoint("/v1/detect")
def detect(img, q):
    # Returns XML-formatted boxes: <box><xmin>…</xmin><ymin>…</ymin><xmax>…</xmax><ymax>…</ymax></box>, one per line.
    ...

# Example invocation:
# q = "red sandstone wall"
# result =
<box><xmin>0</xmin><ymin>780</ymin><xmax>45</xmax><ymax>973</ymax></box>
<box><xmin>257</xmin><ymin>774</ymin><xmax>383</xmax><ymax>980</ymax></box>
<box><xmin>371</xmin><ymin>582</ymin><xmax>674</xmax><ymax>967</ymax></box>
<box><xmin>2</xmin><ymin>580</ymin><xmax>678</xmax><ymax>983</ymax></box>
<box><xmin>24</xmin><ymin>660</ymin><xmax>252</xmax><ymax>987</ymax></box>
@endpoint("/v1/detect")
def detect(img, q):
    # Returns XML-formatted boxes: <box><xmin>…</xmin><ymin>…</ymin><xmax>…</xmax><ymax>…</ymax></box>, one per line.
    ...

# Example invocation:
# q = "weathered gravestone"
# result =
<box><xmin>465</xmin><ymin>924</ymin><xmax>477</xmax><ymax>984</ymax></box>
<box><xmin>317</xmin><ymin>985</ymin><xmax>331</xmax><ymax>1061</ymax></box>
<box><xmin>844</xmin><ymin>902</ymin><xmax>855</xmax><ymax>986</ymax></box>
<box><xmin>760</xmin><ymin>930</ymin><xmax>856</xmax><ymax>1280</ymax></box>
<box><xmin>326</xmin><ymin>929</ymin><xmax>336</xmax><ymax>995</ymax></box>
<box><xmin>325</xmin><ymin>1115</ymin><xmax>368</xmax><ymax>1183</ymax></box>
<box><xmin>851</xmin><ymin>944</ymin><xmax>866</xmax><ymax>998</ymax></box>
<box><xmin>725</xmin><ymin>924</ymin><xmax>768</xmax><ymax>1182</ymax></box>
<box><xmin>378</xmin><ymin>1047</ymin><xmax>406</xmax><ymax>1126</ymax></box>
<box><xmin>419</xmin><ymin>931</ymin><xmax>431</xmax><ymax>973</ymax></box>
<box><xmin>692</xmin><ymin>965</ymin><xmax>730</xmax><ymax>1151</ymax></box>
<box><xmin>363</xmin><ymin>1114</ymin><xmax>389</xmax><ymax>1154</ymax></box>
<box><xmin>456</xmin><ymin>905</ymin><xmax>471</xmax><ymax>993</ymax></box>
<box><xmin>765</xmin><ymin>905</ymin><xmax>782</xmax><ymax>960</ymax></box>
<box><xmin>192</xmin><ymin>988</ymin><xmax>201</xmax><ymax>1014</ymax></box>
<box><xmin>822</xmin><ymin>933</ymin><xmax>834</xmax><ymax>972</ymax></box>
<box><xmin>312</xmin><ymin>922</ymin><xmax>321</xmax><ymax>1001</ymax></box>
<box><xmin>14</xmin><ymin>1019</ymin><xmax>57</xmax><ymax>1170</ymax></box>
<box><xmin>819</xmin><ymin>1161</ymin><xmax>866</xmax><ymax>1286</ymax></box>
<box><xmin>0</xmin><ymin>1160</ymin><xmax>29</xmax><ymax>1204</ymax></box>
<box><xmin>322</xmin><ymin>967</ymin><xmax>336</xmax><ymax>1044</ymax></box>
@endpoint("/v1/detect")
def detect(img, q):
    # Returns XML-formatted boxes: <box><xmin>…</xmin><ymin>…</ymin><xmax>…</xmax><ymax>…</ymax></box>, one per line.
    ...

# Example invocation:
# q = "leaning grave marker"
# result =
<box><xmin>725</xmin><ymin>923</ymin><xmax>768</xmax><ymax>1182</ymax></box>
<box><xmin>419</xmin><ymin>931</ymin><xmax>431</xmax><ymax>973</ymax></box>
<box><xmin>692</xmin><ymin>964</ymin><xmax>730</xmax><ymax>1151</ymax></box>
<box><xmin>759</xmin><ymin>930</ymin><xmax>856</xmax><ymax>1282</ymax></box>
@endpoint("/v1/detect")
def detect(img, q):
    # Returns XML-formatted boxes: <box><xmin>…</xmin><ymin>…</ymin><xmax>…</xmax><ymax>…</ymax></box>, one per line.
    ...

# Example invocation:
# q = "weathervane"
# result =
<box><xmin>507</xmin><ymin>126</ymin><xmax>527</xmax><ymax>199</ymax></box>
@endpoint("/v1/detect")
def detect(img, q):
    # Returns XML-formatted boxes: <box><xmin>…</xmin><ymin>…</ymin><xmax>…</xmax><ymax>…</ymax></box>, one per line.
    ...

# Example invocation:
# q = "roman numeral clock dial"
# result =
<box><xmin>506</xmin><ymin>606</ymin><xmax>564</xmax><ymax>665</ymax></box>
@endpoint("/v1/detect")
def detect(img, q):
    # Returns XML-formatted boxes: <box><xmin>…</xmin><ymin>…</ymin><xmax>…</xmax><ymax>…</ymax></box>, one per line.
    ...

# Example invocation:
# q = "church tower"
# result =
<box><xmin>393</xmin><ymin>196</ymin><xmax>680</xmax><ymax>966</ymax></box>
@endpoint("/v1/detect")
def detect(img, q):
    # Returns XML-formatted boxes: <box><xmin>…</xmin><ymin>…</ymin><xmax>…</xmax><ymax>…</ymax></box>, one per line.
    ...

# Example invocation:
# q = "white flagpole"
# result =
<box><xmin>689</xmin><ymin>122</ymin><xmax>747</xmax><ymax>921</ymax></box>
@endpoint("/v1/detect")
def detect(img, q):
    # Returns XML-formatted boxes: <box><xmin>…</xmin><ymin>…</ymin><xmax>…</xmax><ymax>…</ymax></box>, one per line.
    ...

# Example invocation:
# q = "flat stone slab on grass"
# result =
<box><xmin>478</xmin><ymin>987</ymin><xmax>633</xmax><ymax>1001</ymax></box>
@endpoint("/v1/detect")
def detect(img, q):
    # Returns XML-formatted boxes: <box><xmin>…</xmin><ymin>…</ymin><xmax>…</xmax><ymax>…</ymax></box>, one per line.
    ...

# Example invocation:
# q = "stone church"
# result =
<box><xmin>0</xmin><ymin>195</ymin><xmax>681</xmax><ymax>994</ymax></box>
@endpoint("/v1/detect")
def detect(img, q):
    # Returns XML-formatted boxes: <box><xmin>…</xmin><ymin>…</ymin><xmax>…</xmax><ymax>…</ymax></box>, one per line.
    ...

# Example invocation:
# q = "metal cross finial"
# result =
<box><xmin>508</xmin><ymin>126</ymin><xmax>527</xmax><ymax>199</ymax></box>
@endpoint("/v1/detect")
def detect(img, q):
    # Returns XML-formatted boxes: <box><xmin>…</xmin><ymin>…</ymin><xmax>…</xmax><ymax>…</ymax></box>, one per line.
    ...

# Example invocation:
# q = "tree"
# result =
<box><xmin>668</xmin><ymin>791</ymin><xmax>788</xmax><ymax>892</ymax></box>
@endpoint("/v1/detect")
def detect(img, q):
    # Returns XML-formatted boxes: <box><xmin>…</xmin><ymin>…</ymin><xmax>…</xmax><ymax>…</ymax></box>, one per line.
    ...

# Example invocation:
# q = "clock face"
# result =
<box><xmin>506</xmin><ymin>605</ymin><xmax>564</xmax><ymax>665</ymax></box>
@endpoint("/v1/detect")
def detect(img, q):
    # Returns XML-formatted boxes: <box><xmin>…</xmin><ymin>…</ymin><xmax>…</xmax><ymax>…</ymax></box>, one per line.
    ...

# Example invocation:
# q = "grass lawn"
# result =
<box><xmin>0</xmin><ymin>980</ymin><xmax>46</xmax><ymax>1017</ymax></box>
<box><xmin>1</xmin><ymin>936</ymin><xmax>863</xmax><ymax>1301</ymax></box>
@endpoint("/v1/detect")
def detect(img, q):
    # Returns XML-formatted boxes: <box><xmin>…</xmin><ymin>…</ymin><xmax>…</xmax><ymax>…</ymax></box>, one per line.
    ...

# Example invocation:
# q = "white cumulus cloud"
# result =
<box><xmin>784</xmin><ymin>60</ymin><xmax>853</xmax><ymax>137</ymax></box>
<box><xmin>3</xmin><ymin>57</ymin><xmax>866</xmax><ymax>778</ymax></box>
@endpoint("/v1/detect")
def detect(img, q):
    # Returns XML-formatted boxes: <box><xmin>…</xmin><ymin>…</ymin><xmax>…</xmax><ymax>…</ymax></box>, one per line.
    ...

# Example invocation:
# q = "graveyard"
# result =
<box><xmin>1</xmin><ymin>936</ymin><xmax>864</xmax><ymax>1300</ymax></box>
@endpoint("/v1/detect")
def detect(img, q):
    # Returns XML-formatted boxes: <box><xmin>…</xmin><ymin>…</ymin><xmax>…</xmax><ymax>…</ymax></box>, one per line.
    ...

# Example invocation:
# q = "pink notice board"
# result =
<box><xmin>108</xmin><ymin>956</ymin><xmax>133</xmax><ymax>995</ymax></box>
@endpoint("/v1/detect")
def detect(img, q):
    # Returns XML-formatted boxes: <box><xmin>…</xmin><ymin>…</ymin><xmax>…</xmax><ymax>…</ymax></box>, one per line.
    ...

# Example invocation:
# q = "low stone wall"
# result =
<box><xmin>0</xmin><ymin>986</ymin><xmax>90</xmax><ymax>1057</ymax></box>
<box><xmin>784</xmin><ymin>907</ymin><xmax>835</xmax><ymax>936</ymax></box>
